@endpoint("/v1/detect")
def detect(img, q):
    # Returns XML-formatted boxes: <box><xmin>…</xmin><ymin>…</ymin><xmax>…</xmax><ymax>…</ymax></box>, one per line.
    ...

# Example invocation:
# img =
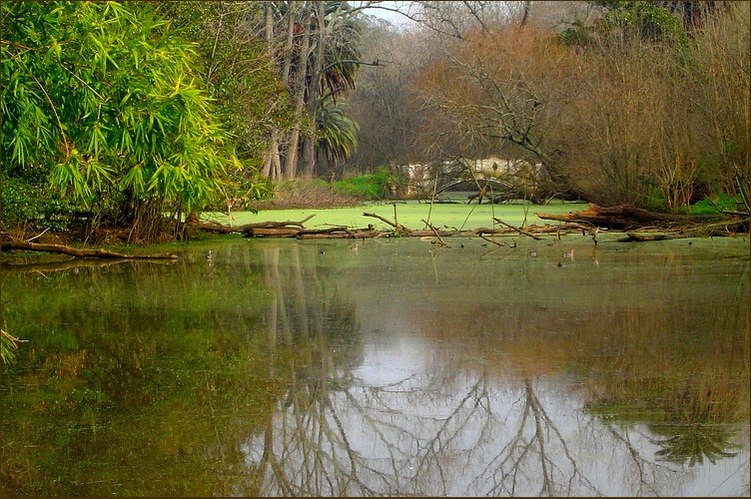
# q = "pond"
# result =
<box><xmin>1</xmin><ymin>234</ymin><xmax>749</xmax><ymax>496</ymax></box>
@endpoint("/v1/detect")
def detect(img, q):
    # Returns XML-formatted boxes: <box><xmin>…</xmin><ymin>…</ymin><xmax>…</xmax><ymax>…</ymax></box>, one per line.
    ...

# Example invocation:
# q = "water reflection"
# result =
<box><xmin>1</xmin><ymin>237</ymin><xmax>749</xmax><ymax>496</ymax></box>
<box><xmin>245</xmin><ymin>370</ymin><xmax>748</xmax><ymax>496</ymax></box>
<box><xmin>241</xmin><ymin>238</ymin><xmax>749</xmax><ymax>496</ymax></box>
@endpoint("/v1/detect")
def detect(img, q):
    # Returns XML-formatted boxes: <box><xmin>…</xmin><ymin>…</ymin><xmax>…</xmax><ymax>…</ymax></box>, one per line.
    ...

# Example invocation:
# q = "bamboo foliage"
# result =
<box><xmin>1</xmin><ymin>1</ymin><xmax>244</xmax><ymax>238</ymax></box>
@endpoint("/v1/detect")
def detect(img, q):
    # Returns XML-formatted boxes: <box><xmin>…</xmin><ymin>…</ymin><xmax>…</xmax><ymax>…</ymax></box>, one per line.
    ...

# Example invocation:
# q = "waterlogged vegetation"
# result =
<box><xmin>1</xmin><ymin>236</ymin><xmax>748</xmax><ymax>496</ymax></box>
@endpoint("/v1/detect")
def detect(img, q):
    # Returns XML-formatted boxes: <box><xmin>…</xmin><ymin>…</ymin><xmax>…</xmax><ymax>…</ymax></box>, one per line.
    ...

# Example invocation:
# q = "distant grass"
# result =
<box><xmin>333</xmin><ymin>168</ymin><xmax>395</xmax><ymax>200</ymax></box>
<box><xmin>688</xmin><ymin>193</ymin><xmax>743</xmax><ymax>215</ymax></box>
<box><xmin>203</xmin><ymin>198</ymin><xmax>589</xmax><ymax>231</ymax></box>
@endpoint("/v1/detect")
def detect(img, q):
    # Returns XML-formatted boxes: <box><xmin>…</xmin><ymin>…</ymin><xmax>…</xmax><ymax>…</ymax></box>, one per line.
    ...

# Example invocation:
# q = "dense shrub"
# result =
<box><xmin>409</xmin><ymin>3</ymin><xmax>749</xmax><ymax>212</ymax></box>
<box><xmin>0</xmin><ymin>1</ymin><xmax>268</xmax><ymax>241</ymax></box>
<box><xmin>334</xmin><ymin>167</ymin><xmax>405</xmax><ymax>200</ymax></box>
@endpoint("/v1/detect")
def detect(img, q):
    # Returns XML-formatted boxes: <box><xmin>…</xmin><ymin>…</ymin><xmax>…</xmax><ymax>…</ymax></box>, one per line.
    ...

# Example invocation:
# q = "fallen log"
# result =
<box><xmin>297</xmin><ymin>230</ymin><xmax>381</xmax><ymax>239</ymax></box>
<box><xmin>196</xmin><ymin>214</ymin><xmax>316</xmax><ymax>235</ymax></box>
<box><xmin>193</xmin><ymin>213</ymin><xmax>613</xmax><ymax>241</ymax></box>
<box><xmin>624</xmin><ymin>218</ymin><xmax>749</xmax><ymax>241</ymax></box>
<box><xmin>0</xmin><ymin>240</ymin><xmax>179</xmax><ymax>259</ymax></box>
<box><xmin>247</xmin><ymin>227</ymin><xmax>305</xmax><ymax>237</ymax></box>
<box><xmin>536</xmin><ymin>203</ymin><xmax>728</xmax><ymax>231</ymax></box>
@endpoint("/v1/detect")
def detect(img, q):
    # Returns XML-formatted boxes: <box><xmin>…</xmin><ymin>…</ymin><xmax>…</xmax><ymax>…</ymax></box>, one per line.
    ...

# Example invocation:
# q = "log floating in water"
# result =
<box><xmin>623</xmin><ymin>219</ymin><xmax>750</xmax><ymax>241</ymax></box>
<box><xmin>0</xmin><ymin>240</ymin><xmax>179</xmax><ymax>259</ymax></box>
<box><xmin>195</xmin><ymin>213</ymin><xmax>598</xmax><ymax>240</ymax></box>
<box><xmin>196</xmin><ymin>214</ymin><xmax>316</xmax><ymax>235</ymax></box>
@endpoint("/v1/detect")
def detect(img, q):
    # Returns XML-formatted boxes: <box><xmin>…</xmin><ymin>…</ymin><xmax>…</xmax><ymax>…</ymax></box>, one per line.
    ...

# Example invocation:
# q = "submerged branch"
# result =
<box><xmin>422</xmin><ymin>219</ymin><xmax>447</xmax><ymax>246</ymax></box>
<box><xmin>363</xmin><ymin>212</ymin><xmax>412</xmax><ymax>234</ymax></box>
<box><xmin>493</xmin><ymin>217</ymin><xmax>542</xmax><ymax>240</ymax></box>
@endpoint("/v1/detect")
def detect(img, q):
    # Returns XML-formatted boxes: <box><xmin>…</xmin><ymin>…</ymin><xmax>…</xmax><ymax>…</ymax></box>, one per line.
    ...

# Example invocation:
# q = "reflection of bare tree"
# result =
<box><xmin>243</xmin><ymin>242</ymin><xmax>747</xmax><ymax>497</ymax></box>
<box><xmin>249</xmin><ymin>347</ymin><xmax>744</xmax><ymax>498</ymax></box>
<box><xmin>245</xmin><ymin>362</ymin><xmax>706</xmax><ymax>496</ymax></box>
<box><xmin>250</xmin><ymin>243</ymin><xmax>377</xmax><ymax>495</ymax></box>
<box><xmin>601</xmin><ymin>423</ymin><xmax>676</xmax><ymax>496</ymax></box>
<box><xmin>468</xmin><ymin>378</ymin><xmax>602</xmax><ymax>497</ymax></box>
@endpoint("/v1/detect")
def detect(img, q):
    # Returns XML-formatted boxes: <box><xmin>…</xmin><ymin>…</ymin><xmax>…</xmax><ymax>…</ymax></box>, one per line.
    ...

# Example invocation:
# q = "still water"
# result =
<box><xmin>1</xmin><ymin>235</ymin><xmax>749</xmax><ymax>496</ymax></box>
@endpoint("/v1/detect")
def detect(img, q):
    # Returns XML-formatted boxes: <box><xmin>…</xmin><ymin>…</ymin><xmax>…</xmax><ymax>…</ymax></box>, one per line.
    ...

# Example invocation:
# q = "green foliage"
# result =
<box><xmin>333</xmin><ymin>167</ymin><xmax>403</xmax><ymax>200</ymax></box>
<box><xmin>1</xmin><ymin>330</ymin><xmax>24</xmax><ymax>366</ymax></box>
<box><xmin>0</xmin><ymin>177</ymin><xmax>79</xmax><ymax>231</ymax></box>
<box><xmin>601</xmin><ymin>1</ymin><xmax>688</xmax><ymax>45</ymax></box>
<box><xmin>642</xmin><ymin>182</ymin><xmax>668</xmax><ymax>212</ymax></box>
<box><xmin>317</xmin><ymin>99</ymin><xmax>359</xmax><ymax>165</ymax></box>
<box><xmin>0</xmin><ymin>1</ymin><xmax>265</xmax><ymax>238</ymax></box>
<box><xmin>156</xmin><ymin>2</ymin><xmax>292</xmax><ymax>161</ymax></box>
<box><xmin>0</xmin><ymin>260</ymin><xmax>287</xmax><ymax>495</ymax></box>
<box><xmin>689</xmin><ymin>193</ymin><xmax>742</xmax><ymax>215</ymax></box>
<box><xmin>558</xmin><ymin>21</ymin><xmax>597</xmax><ymax>47</ymax></box>
<box><xmin>320</xmin><ymin>5</ymin><xmax>363</xmax><ymax>103</ymax></box>
<box><xmin>560</xmin><ymin>2</ymin><xmax>688</xmax><ymax>48</ymax></box>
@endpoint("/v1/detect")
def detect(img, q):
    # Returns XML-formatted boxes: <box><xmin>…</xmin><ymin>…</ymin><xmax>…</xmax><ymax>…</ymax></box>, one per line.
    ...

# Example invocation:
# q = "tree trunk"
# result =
<box><xmin>301</xmin><ymin>137</ymin><xmax>316</xmax><ymax>179</ymax></box>
<box><xmin>263</xmin><ymin>129</ymin><xmax>282</xmax><ymax>181</ymax></box>
<box><xmin>301</xmin><ymin>1</ymin><xmax>327</xmax><ymax>179</ymax></box>
<box><xmin>520</xmin><ymin>1</ymin><xmax>530</xmax><ymax>25</ymax></box>
<box><xmin>536</xmin><ymin>203</ymin><xmax>732</xmax><ymax>230</ymax></box>
<box><xmin>284</xmin><ymin>7</ymin><xmax>311</xmax><ymax>181</ymax></box>
<box><xmin>262</xmin><ymin>2</ymin><xmax>284</xmax><ymax>180</ymax></box>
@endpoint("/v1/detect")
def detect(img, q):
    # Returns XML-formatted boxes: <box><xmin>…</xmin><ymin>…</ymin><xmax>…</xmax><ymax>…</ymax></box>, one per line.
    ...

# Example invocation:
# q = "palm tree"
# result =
<box><xmin>262</xmin><ymin>1</ymin><xmax>364</xmax><ymax>179</ymax></box>
<box><xmin>301</xmin><ymin>1</ymin><xmax>364</xmax><ymax>178</ymax></box>
<box><xmin>316</xmin><ymin>98</ymin><xmax>359</xmax><ymax>177</ymax></box>
<box><xmin>317</xmin><ymin>4</ymin><xmax>362</xmax><ymax>104</ymax></box>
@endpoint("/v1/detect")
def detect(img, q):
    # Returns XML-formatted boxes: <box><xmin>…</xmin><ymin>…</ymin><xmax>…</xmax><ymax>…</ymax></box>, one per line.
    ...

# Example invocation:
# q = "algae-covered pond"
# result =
<box><xmin>1</xmin><ymin>221</ymin><xmax>749</xmax><ymax>496</ymax></box>
<box><xmin>204</xmin><ymin>197</ymin><xmax>589</xmax><ymax>231</ymax></box>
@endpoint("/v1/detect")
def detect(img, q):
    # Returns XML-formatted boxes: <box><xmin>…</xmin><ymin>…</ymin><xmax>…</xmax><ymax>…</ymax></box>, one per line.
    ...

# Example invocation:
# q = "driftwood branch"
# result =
<box><xmin>624</xmin><ymin>218</ymin><xmax>750</xmax><ymax>241</ymax></box>
<box><xmin>363</xmin><ymin>212</ymin><xmax>412</xmax><ymax>233</ymax></box>
<box><xmin>493</xmin><ymin>217</ymin><xmax>543</xmax><ymax>240</ymax></box>
<box><xmin>480</xmin><ymin>234</ymin><xmax>516</xmax><ymax>248</ymax></box>
<box><xmin>0</xmin><ymin>241</ymin><xmax>179</xmax><ymax>259</ymax></box>
<box><xmin>196</xmin><ymin>214</ymin><xmax>316</xmax><ymax>235</ymax></box>
<box><xmin>422</xmin><ymin>219</ymin><xmax>447</xmax><ymax>246</ymax></box>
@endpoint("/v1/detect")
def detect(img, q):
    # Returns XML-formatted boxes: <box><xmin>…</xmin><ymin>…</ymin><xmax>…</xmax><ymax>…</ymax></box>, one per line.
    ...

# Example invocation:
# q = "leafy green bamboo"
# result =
<box><xmin>1</xmin><ymin>1</ymin><xmax>255</xmax><ymax>240</ymax></box>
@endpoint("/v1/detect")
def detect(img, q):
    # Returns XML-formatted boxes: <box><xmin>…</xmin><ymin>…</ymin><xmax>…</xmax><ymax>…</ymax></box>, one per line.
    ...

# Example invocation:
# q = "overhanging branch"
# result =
<box><xmin>321</xmin><ymin>59</ymin><xmax>381</xmax><ymax>74</ymax></box>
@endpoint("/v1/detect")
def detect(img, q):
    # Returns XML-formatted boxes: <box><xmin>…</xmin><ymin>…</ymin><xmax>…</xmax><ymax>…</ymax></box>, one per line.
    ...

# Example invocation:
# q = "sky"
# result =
<box><xmin>351</xmin><ymin>1</ymin><xmax>419</xmax><ymax>29</ymax></box>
